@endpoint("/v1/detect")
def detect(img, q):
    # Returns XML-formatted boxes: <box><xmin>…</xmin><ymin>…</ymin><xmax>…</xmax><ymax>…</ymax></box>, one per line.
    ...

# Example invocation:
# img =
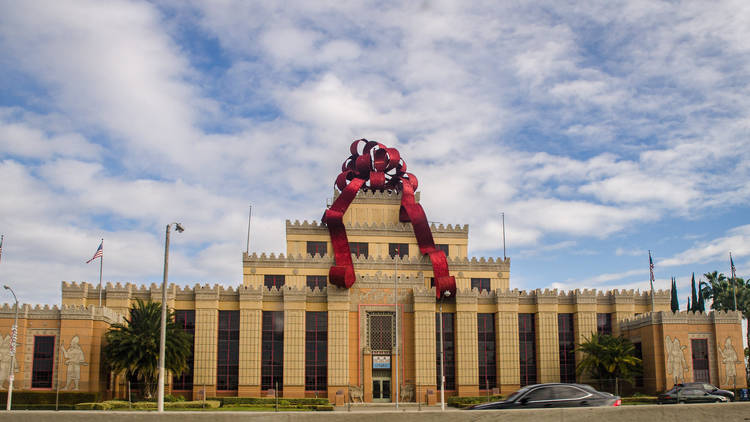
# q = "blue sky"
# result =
<box><xmin>0</xmin><ymin>0</ymin><xmax>748</xmax><ymax>315</ymax></box>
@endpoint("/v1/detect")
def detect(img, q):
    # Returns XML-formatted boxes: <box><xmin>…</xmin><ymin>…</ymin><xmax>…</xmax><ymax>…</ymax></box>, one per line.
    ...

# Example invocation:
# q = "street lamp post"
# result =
<box><xmin>439</xmin><ymin>290</ymin><xmax>451</xmax><ymax>411</ymax></box>
<box><xmin>4</xmin><ymin>285</ymin><xmax>19</xmax><ymax>411</ymax></box>
<box><xmin>158</xmin><ymin>223</ymin><xmax>184</xmax><ymax>413</ymax></box>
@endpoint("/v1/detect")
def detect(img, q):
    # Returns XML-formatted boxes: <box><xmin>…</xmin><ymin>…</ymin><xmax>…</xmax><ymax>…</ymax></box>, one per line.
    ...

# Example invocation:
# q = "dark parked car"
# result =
<box><xmin>468</xmin><ymin>383</ymin><xmax>621</xmax><ymax>410</ymax></box>
<box><xmin>677</xmin><ymin>382</ymin><xmax>734</xmax><ymax>400</ymax></box>
<box><xmin>657</xmin><ymin>386</ymin><xmax>728</xmax><ymax>404</ymax></box>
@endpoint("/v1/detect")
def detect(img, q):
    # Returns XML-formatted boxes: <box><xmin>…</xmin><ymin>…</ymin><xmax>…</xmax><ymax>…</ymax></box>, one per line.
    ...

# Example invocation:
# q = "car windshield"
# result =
<box><xmin>505</xmin><ymin>386</ymin><xmax>532</xmax><ymax>402</ymax></box>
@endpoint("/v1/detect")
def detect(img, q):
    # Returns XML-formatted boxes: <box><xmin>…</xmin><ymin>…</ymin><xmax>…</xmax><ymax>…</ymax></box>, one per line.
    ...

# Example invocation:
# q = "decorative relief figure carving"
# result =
<box><xmin>718</xmin><ymin>337</ymin><xmax>739</xmax><ymax>385</ymax></box>
<box><xmin>400</xmin><ymin>383</ymin><xmax>415</xmax><ymax>402</ymax></box>
<box><xmin>665</xmin><ymin>335</ymin><xmax>688</xmax><ymax>385</ymax></box>
<box><xmin>348</xmin><ymin>384</ymin><xmax>364</xmax><ymax>402</ymax></box>
<box><xmin>61</xmin><ymin>336</ymin><xmax>88</xmax><ymax>390</ymax></box>
<box><xmin>0</xmin><ymin>334</ymin><xmax>18</xmax><ymax>390</ymax></box>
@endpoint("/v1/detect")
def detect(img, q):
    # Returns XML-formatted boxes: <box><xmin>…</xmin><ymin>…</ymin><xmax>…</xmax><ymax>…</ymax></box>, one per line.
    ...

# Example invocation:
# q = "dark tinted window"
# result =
<box><xmin>389</xmin><ymin>243</ymin><xmax>408</xmax><ymax>258</ymax></box>
<box><xmin>306</xmin><ymin>241</ymin><xmax>327</xmax><ymax>257</ymax></box>
<box><xmin>264</xmin><ymin>274</ymin><xmax>285</xmax><ymax>288</ymax></box>
<box><xmin>471</xmin><ymin>278</ymin><xmax>490</xmax><ymax>293</ymax></box>
<box><xmin>525</xmin><ymin>386</ymin><xmax>553</xmax><ymax>401</ymax></box>
<box><xmin>551</xmin><ymin>385</ymin><xmax>588</xmax><ymax>399</ymax></box>
<box><xmin>436</xmin><ymin>244</ymin><xmax>449</xmax><ymax>256</ymax></box>
<box><xmin>306</xmin><ymin>275</ymin><xmax>327</xmax><ymax>290</ymax></box>
<box><xmin>349</xmin><ymin>242</ymin><xmax>368</xmax><ymax>258</ymax></box>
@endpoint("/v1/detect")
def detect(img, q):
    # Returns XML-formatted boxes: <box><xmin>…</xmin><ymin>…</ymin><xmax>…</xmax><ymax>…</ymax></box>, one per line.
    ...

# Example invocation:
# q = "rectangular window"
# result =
<box><xmin>519</xmin><ymin>313</ymin><xmax>537</xmax><ymax>386</ymax></box>
<box><xmin>306</xmin><ymin>275</ymin><xmax>327</xmax><ymax>290</ymax></box>
<box><xmin>306</xmin><ymin>241</ymin><xmax>327</xmax><ymax>257</ymax></box>
<box><xmin>436</xmin><ymin>244</ymin><xmax>449</xmax><ymax>256</ymax></box>
<box><xmin>471</xmin><ymin>278</ymin><xmax>490</xmax><ymax>293</ymax></box>
<box><xmin>477</xmin><ymin>314</ymin><xmax>497</xmax><ymax>390</ymax></box>
<box><xmin>305</xmin><ymin>312</ymin><xmax>327</xmax><ymax>392</ymax></box>
<box><xmin>558</xmin><ymin>313</ymin><xmax>575</xmax><ymax>383</ymax></box>
<box><xmin>435</xmin><ymin>313</ymin><xmax>456</xmax><ymax>390</ymax></box>
<box><xmin>596</xmin><ymin>313</ymin><xmax>612</xmax><ymax>336</ymax></box>
<box><xmin>172</xmin><ymin>310</ymin><xmax>195</xmax><ymax>390</ymax></box>
<box><xmin>262</xmin><ymin>311</ymin><xmax>284</xmax><ymax>391</ymax></box>
<box><xmin>217</xmin><ymin>310</ymin><xmax>239</xmax><ymax>391</ymax></box>
<box><xmin>264</xmin><ymin>274</ymin><xmax>285</xmax><ymax>289</ymax></box>
<box><xmin>349</xmin><ymin>242</ymin><xmax>369</xmax><ymax>258</ymax></box>
<box><xmin>691</xmin><ymin>339</ymin><xmax>710</xmax><ymax>383</ymax></box>
<box><xmin>389</xmin><ymin>243</ymin><xmax>409</xmax><ymax>258</ymax></box>
<box><xmin>633</xmin><ymin>342</ymin><xmax>643</xmax><ymax>387</ymax></box>
<box><xmin>31</xmin><ymin>336</ymin><xmax>55</xmax><ymax>389</ymax></box>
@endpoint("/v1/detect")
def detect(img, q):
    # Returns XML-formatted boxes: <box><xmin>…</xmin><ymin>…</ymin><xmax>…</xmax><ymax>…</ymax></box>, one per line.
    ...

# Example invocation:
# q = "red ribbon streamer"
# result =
<box><xmin>322</xmin><ymin>139</ymin><xmax>456</xmax><ymax>299</ymax></box>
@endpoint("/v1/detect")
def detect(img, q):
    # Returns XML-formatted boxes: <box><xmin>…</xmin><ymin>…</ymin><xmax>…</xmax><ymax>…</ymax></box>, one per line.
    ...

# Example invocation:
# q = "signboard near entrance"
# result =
<box><xmin>373</xmin><ymin>355</ymin><xmax>391</xmax><ymax>369</ymax></box>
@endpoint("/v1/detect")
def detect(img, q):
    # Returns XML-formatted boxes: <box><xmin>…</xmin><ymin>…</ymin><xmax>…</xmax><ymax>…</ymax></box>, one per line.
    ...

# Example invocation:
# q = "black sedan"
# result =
<box><xmin>677</xmin><ymin>382</ymin><xmax>734</xmax><ymax>401</ymax></box>
<box><xmin>658</xmin><ymin>386</ymin><xmax>730</xmax><ymax>404</ymax></box>
<box><xmin>468</xmin><ymin>383</ymin><xmax>621</xmax><ymax>410</ymax></box>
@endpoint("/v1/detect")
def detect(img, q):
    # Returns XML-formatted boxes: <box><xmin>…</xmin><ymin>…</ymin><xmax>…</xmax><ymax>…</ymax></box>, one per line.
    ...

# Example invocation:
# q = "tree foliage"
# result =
<box><xmin>103</xmin><ymin>299</ymin><xmax>192</xmax><ymax>399</ymax></box>
<box><xmin>701</xmin><ymin>271</ymin><xmax>750</xmax><ymax>363</ymax></box>
<box><xmin>576</xmin><ymin>333</ymin><xmax>642</xmax><ymax>390</ymax></box>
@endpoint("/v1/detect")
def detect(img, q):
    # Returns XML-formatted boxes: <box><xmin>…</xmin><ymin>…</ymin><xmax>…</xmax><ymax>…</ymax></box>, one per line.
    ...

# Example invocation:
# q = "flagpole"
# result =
<box><xmin>649</xmin><ymin>250</ymin><xmax>655</xmax><ymax>313</ymax></box>
<box><xmin>99</xmin><ymin>239</ymin><xmax>103</xmax><ymax>307</ymax></box>
<box><xmin>730</xmin><ymin>252</ymin><xmax>737</xmax><ymax>311</ymax></box>
<box><xmin>501</xmin><ymin>213</ymin><xmax>506</xmax><ymax>260</ymax></box>
<box><xmin>251</xmin><ymin>204</ymin><xmax>253</xmax><ymax>255</ymax></box>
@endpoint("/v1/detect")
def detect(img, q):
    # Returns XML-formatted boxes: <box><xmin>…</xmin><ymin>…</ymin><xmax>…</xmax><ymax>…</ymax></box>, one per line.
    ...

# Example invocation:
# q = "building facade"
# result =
<box><xmin>1</xmin><ymin>188</ymin><xmax>744</xmax><ymax>402</ymax></box>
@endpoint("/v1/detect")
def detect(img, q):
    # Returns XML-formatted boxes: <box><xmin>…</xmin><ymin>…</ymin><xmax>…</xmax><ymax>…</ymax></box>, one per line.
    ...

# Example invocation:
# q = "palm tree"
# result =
<box><xmin>103</xmin><ymin>299</ymin><xmax>192</xmax><ymax>399</ymax></box>
<box><xmin>576</xmin><ymin>333</ymin><xmax>642</xmax><ymax>394</ymax></box>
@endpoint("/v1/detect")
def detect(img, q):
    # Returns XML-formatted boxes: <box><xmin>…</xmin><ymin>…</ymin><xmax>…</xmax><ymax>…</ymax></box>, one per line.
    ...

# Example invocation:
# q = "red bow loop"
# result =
<box><xmin>324</xmin><ymin>139</ymin><xmax>456</xmax><ymax>298</ymax></box>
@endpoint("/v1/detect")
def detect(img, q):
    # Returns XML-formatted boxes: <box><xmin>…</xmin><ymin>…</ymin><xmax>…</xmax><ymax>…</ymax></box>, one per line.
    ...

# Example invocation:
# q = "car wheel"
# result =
<box><xmin>714</xmin><ymin>399</ymin><xmax>722</xmax><ymax>403</ymax></box>
<box><xmin>678</xmin><ymin>400</ymin><xmax>685</xmax><ymax>404</ymax></box>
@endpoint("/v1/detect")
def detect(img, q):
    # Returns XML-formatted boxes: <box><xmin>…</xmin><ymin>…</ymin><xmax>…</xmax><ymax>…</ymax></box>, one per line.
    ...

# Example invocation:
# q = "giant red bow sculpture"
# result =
<box><xmin>322</xmin><ymin>139</ymin><xmax>456</xmax><ymax>299</ymax></box>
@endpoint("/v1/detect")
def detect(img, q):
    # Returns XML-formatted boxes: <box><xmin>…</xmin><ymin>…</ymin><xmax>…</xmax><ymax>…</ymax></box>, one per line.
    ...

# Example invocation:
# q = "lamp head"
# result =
<box><xmin>444</xmin><ymin>290</ymin><xmax>451</xmax><ymax>298</ymax></box>
<box><xmin>175</xmin><ymin>223</ymin><xmax>185</xmax><ymax>233</ymax></box>
<box><xmin>2</xmin><ymin>285</ymin><xmax>8</xmax><ymax>290</ymax></box>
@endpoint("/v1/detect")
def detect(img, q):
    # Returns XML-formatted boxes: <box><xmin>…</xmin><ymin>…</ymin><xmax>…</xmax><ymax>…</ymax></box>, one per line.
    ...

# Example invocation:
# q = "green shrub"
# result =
<box><xmin>8</xmin><ymin>403</ymin><xmax>76</xmax><ymax>410</ymax></box>
<box><xmin>166</xmin><ymin>400</ymin><xmax>221</xmax><ymax>409</ymax></box>
<box><xmin>164</xmin><ymin>394</ymin><xmax>186</xmax><ymax>402</ymax></box>
<box><xmin>133</xmin><ymin>401</ymin><xmax>157</xmax><ymax>409</ymax></box>
<box><xmin>314</xmin><ymin>404</ymin><xmax>334</xmax><ymax>411</ymax></box>
<box><xmin>0</xmin><ymin>391</ymin><xmax>99</xmax><ymax>405</ymax></box>
<box><xmin>621</xmin><ymin>396</ymin><xmax>658</xmax><ymax>405</ymax></box>
<box><xmin>221</xmin><ymin>397</ymin><xmax>330</xmax><ymax>406</ymax></box>
<box><xmin>75</xmin><ymin>402</ymin><xmax>112</xmax><ymax>410</ymax></box>
<box><xmin>447</xmin><ymin>395</ymin><xmax>504</xmax><ymax>408</ymax></box>
<box><xmin>102</xmin><ymin>400</ymin><xmax>131</xmax><ymax>409</ymax></box>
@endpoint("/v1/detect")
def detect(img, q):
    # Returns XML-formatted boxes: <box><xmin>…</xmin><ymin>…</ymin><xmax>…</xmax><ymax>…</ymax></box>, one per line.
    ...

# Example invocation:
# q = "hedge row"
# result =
<box><xmin>218</xmin><ymin>397</ymin><xmax>330</xmax><ymax>406</ymax></box>
<box><xmin>621</xmin><ymin>396</ymin><xmax>658</xmax><ymax>405</ymax></box>
<box><xmin>0</xmin><ymin>391</ymin><xmax>99</xmax><ymax>405</ymax></box>
<box><xmin>447</xmin><ymin>395</ymin><xmax>504</xmax><ymax>408</ymax></box>
<box><xmin>74</xmin><ymin>400</ymin><xmax>222</xmax><ymax>410</ymax></box>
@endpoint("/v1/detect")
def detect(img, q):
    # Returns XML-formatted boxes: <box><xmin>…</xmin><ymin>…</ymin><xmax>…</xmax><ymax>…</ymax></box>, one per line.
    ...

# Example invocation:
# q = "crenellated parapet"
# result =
<box><xmin>620</xmin><ymin>309</ymin><xmax>743</xmax><ymax>330</ymax></box>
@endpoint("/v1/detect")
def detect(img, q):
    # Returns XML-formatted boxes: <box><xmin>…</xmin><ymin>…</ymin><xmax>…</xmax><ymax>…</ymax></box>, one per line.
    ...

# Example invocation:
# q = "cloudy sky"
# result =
<box><xmin>0</xmin><ymin>0</ymin><xmax>748</xmax><ymax>309</ymax></box>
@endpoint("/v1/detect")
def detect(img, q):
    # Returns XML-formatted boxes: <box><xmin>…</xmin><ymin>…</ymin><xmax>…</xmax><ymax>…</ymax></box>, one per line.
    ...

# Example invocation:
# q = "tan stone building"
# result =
<box><xmin>1</xmin><ymin>189</ymin><xmax>747</xmax><ymax>402</ymax></box>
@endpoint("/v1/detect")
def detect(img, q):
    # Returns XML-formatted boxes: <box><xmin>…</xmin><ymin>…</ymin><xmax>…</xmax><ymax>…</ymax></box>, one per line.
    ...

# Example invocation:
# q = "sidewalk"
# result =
<box><xmin>333</xmin><ymin>402</ymin><xmax>460</xmax><ymax>412</ymax></box>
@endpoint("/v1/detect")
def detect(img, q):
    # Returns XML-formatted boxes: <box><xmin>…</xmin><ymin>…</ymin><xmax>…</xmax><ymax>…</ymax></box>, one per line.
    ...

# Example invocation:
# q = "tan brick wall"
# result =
<box><xmin>455</xmin><ymin>291</ymin><xmax>478</xmax><ymax>395</ymax></box>
<box><xmin>238</xmin><ymin>287</ymin><xmax>262</xmax><ymax>392</ymax></box>
<box><xmin>282</xmin><ymin>289</ymin><xmax>306</xmax><ymax>397</ymax></box>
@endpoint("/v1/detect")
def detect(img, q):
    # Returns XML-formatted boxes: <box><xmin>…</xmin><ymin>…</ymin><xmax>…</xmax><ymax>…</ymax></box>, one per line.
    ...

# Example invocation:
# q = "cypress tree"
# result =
<box><xmin>687</xmin><ymin>296</ymin><xmax>691</xmax><ymax>312</ymax></box>
<box><xmin>670</xmin><ymin>277</ymin><xmax>680</xmax><ymax>312</ymax></box>
<box><xmin>697</xmin><ymin>283</ymin><xmax>706</xmax><ymax>313</ymax></box>
<box><xmin>690</xmin><ymin>273</ymin><xmax>698</xmax><ymax>312</ymax></box>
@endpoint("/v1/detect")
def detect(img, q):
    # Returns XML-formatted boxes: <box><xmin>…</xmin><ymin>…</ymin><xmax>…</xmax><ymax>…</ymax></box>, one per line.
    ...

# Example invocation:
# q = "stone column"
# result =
<box><xmin>535</xmin><ymin>289</ymin><xmax>559</xmax><ymax>383</ymax></box>
<box><xmin>192</xmin><ymin>285</ymin><xmax>219</xmax><ymax>399</ymax></box>
<box><xmin>495</xmin><ymin>289</ymin><xmax>519</xmax><ymax>394</ymax></box>
<box><xmin>282</xmin><ymin>286</ymin><xmax>306</xmax><ymax>398</ymax></box>
<box><xmin>455</xmin><ymin>289</ymin><xmax>479</xmax><ymax>396</ymax></box>
<box><xmin>413</xmin><ymin>287</ymin><xmax>436</xmax><ymax>402</ymax></box>
<box><xmin>326</xmin><ymin>287</ymin><xmax>350</xmax><ymax>401</ymax></box>
<box><xmin>238</xmin><ymin>285</ymin><xmax>263</xmax><ymax>397</ymax></box>
<box><xmin>573</xmin><ymin>289</ymin><xmax>597</xmax><ymax>384</ymax></box>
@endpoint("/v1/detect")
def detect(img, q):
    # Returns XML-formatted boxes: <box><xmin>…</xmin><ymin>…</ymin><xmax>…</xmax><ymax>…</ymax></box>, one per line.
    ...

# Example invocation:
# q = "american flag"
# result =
<box><xmin>648</xmin><ymin>250</ymin><xmax>655</xmax><ymax>288</ymax></box>
<box><xmin>86</xmin><ymin>241</ymin><xmax>103</xmax><ymax>263</ymax></box>
<box><xmin>0</xmin><ymin>235</ymin><xmax>3</xmax><ymax>264</ymax></box>
<box><xmin>730</xmin><ymin>253</ymin><xmax>736</xmax><ymax>279</ymax></box>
